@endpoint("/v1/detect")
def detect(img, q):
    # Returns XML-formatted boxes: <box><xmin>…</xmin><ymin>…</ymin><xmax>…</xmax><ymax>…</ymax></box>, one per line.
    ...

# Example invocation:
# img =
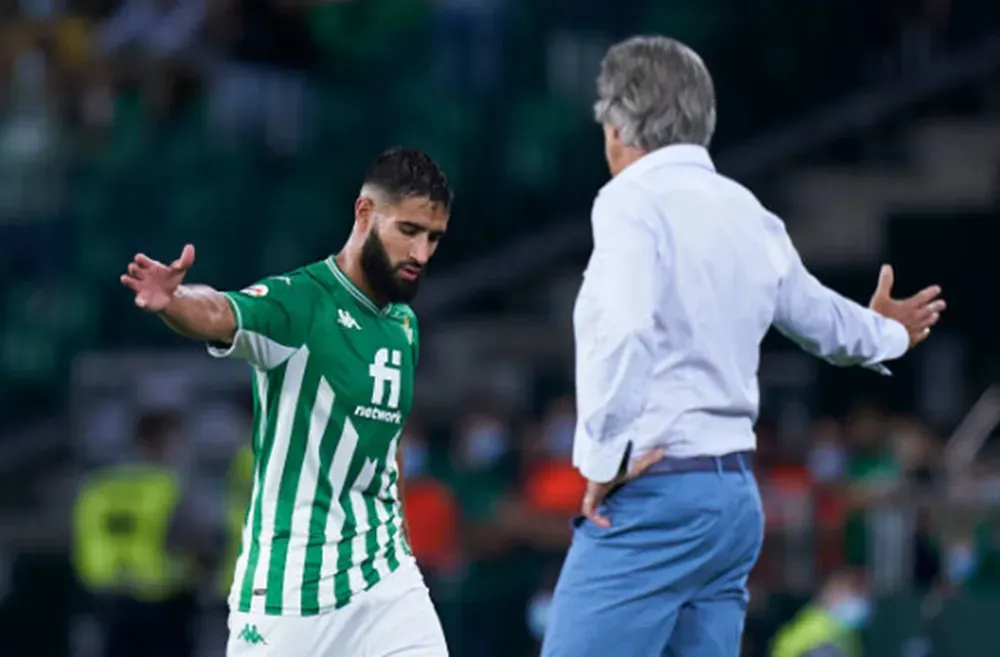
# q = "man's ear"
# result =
<box><xmin>355</xmin><ymin>196</ymin><xmax>375</xmax><ymax>230</ymax></box>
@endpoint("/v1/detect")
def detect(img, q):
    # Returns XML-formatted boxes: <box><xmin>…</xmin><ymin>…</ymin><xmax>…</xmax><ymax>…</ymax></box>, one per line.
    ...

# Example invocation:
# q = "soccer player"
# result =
<box><xmin>120</xmin><ymin>148</ymin><xmax>452</xmax><ymax>656</ymax></box>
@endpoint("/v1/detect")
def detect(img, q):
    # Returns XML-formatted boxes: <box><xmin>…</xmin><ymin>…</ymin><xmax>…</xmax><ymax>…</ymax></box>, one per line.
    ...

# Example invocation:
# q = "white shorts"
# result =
<box><xmin>226</xmin><ymin>561</ymin><xmax>448</xmax><ymax>656</ymax></box>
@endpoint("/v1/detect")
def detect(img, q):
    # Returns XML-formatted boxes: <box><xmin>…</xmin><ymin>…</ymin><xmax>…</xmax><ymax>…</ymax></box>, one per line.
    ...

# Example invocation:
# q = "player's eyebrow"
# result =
<box><xmin>399</xmin><ymin>220</ymin><xmax>446</xmax><ymax>236</ymax></box>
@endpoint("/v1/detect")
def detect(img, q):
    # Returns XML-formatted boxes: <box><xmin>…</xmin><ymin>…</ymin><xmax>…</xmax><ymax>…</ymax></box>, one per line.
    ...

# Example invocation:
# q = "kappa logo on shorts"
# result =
<box><xmin>237</xmin><ymin>623</ymin><xmax>267</xmax><ymax>646</ymax></box>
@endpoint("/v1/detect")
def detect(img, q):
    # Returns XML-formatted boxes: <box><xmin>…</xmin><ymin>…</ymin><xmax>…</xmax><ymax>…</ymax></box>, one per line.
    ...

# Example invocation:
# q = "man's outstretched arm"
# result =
<box><xmin>122</xmin><ymin>244</ymin><xmax>314</xmax><ymax>370</ymax></box>
<box><xmin>158</xmin><ymin>284</ymin><xmax>237</xmax><ymax>344</ymax></box>
<box><xmin>771</xmin><ymin>222</ymin><xmax>944</xmax><ymax>373</ymax></box>
<box><xmin>121</xmin><ymin>245</ymin><xmax>234</xmax><ymax>344</ymax></box>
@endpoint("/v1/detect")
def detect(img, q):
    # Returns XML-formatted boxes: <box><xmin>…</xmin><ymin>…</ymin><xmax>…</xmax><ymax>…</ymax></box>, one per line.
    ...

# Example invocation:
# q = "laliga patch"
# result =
<box><xmin>241</xmin><ymin>284</ymin><xmax>269</xmax><ymax>298</ymax></box>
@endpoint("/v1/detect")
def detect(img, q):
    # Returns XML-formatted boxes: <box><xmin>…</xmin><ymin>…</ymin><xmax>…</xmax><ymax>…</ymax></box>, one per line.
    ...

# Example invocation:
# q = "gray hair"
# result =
<box><xmin>594</xmin><ymin>36</ymin><xmax>717</xmax><ymax>151</ymax></box>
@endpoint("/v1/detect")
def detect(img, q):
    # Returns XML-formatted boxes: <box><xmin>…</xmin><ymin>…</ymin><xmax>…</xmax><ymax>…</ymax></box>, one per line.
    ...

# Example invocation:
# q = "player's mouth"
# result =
<box><xmin>398</xmin><ymin>265</ymin><xmax>422</xmax><ymax>282</ymax></box>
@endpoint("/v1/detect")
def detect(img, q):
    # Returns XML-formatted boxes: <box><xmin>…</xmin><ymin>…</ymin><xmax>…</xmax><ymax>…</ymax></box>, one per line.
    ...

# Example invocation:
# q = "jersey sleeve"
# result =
<box><xmin>207</xmin><ymin>274</ymin><xmax>316</xmax><ymax>370</ymax></box>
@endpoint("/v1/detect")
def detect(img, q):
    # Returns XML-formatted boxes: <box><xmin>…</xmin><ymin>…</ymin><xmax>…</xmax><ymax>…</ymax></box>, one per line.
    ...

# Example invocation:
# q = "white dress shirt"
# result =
<box><xmin>572</xmin><ymin>145</ymin><xmax>910</xmax><ymax>483</ymax></box>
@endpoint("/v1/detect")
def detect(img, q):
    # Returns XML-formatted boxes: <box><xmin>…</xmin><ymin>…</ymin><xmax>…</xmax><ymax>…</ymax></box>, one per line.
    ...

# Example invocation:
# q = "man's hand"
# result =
<box><xmin>869</xmin><ymin>264</ymin><xmax>946</xmax><ymax>349</ymax></box>
<box><xmin>582</xmin><ymin>447</ymin><xmax>664</xmax><ymax>528</ymax></box>
<box><xmin>120</xmin><ymin>244</ymin><xmax>196</xmax><ymax>312</ymax></box>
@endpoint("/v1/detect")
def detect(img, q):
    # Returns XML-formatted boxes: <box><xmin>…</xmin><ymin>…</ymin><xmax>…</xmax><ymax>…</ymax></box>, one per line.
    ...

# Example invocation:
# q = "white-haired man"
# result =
<box><xmin>541</xmin><ymin>35</ymin><xmax>945</xmax><ymax>657</ymax></box>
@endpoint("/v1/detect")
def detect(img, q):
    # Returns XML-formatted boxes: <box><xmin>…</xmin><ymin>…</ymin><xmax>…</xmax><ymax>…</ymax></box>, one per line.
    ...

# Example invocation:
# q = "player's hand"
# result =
<box><xmin>868</xmin><ymin>264</ymin><xmax>946</xmax><ymax>349</ymax></box>
<box><xmin>582</xmin><ymin>447</ymin><xmax>664</xmax><ymax>528</ymax></box>
<box><xmin>120</xmin><ymin>244</ymin><xmax>196</xmax><ymax>312</ymax></box>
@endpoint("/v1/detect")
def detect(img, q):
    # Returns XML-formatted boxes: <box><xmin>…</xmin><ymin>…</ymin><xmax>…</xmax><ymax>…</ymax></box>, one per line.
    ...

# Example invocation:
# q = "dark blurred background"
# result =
<box><xmin>3</xmin><ymin>0</ymin><xmax>1000</xmax><ymax>655</ymax></box>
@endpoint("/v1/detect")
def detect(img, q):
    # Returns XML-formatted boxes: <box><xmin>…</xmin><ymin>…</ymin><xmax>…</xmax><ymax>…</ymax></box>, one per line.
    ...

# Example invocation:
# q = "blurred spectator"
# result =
<box><xmin>520</xmin><ymin>394</ymin><xmax>583</xmax><ymax>518</ymax></box>
<box><xmin>97</xmin><ymin>0</ymin><xmax>207</xmax><ymax>65</ymax></box>
<box><xmin>942</xmin><ymin>532</ymin><xmax>978</xmax><ymax>592</ymax></box>
<box><xmin>445</xmin><ymin>407</ymin><xmax>523</xmax><ymax>657</ymax></box>
<box><xmin>889</xmin><ymin>418</ymin><xmax>942</xmax><ymax>589</ymax></box>
<box><xmin>217</xmin><ymin>440</ymin><xmax>251</xmax><ymax>599</ymax></box>
<box><xmin>400</xmin><ymin>425</ymin><xmax>460</xmax><ymax>590</ymax></box>
<box><xmin>0</xmin><ymin>26</ymin><xmax>67</xmax><ymax>221</ymax></box>
<box><xmin>809</xmin><ymin>419</ymin><xmax>850</xmax><ymax>576</ymax></box>
<box><xmin>206</xmin><ymin>0</ymin><xmax>320</xmax><ymax>155</ymax></box>
<box><xmin>843</xmin><ymin>406</ymin><xmax>899</xmax><ymax>567</ymax></box>
<box><xmin>72</xmin><ymin>410</ymin><xmax>220</xmax><ymax>657</ymax></box>
<box><xmin>91</xmin><ymin>0</ymin><xmax>209</xmax><ymax>125</ymax></box>
<box><xmin>769</xmin><ymin>568</ymin><xmax>870</xmax><ymax>657</ymax></box>
<box><xmin>888</xmin><ymin>418</ymin><xmax>937</xmax><ymax>486</ymax></box>
<box><xmin>808</xmin><ymin>418</ymin><xmax>848</xmax><ymax>486</ymax></box>
<box><xmin>514</xmin><ymin>395</ymin><xmax>584</xmax><ymax>651</ymax></box>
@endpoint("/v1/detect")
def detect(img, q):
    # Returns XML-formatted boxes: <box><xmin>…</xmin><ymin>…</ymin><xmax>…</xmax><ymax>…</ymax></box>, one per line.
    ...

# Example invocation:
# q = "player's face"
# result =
<box><xmin>360</xmin><ymin>196</ymin><xmax>449</xmax><ymax>303</ymax></box>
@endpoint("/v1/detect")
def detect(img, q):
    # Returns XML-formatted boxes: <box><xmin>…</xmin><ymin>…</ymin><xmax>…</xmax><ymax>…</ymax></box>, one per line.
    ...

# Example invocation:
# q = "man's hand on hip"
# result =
<box><xmin>582</xmin><ymin>447</ymin><xmax>664</xmax><ymax>528</ymax></box>
<box><xmin>869</xmin><ymin>264</ymin><xmax>946</xmax><ymax>348</ymax></box>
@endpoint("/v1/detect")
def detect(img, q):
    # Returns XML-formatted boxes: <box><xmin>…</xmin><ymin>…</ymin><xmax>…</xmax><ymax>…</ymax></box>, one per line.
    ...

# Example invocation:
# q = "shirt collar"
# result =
<box><xmin>324</xmin><ymin>255</ymin><xmax>391</xmax><ymax>315</ymax></box>
<box><xmin>615</xmin><ymin>144</ymin><xmax>716</xmax><ymax>183</ymax></box>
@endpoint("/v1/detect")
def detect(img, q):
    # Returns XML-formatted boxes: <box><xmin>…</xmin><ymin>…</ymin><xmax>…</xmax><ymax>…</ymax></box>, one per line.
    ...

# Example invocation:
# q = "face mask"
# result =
<box><xmin>829</xmin><ymin>596</ymin><xmax>872</xmax><ymax>630</ymax></box>
<box><xmin>946</xmin><ymin>547</ymin><xmax>977</xmax><ymax>584</ymax></box>
<box><xmin>544</xmin><ymin>417</ymin><xmax>575</xmax><ymax>457</ymax></box>
<box><xmin>402</xmin><ymin>441</ymin><xmax>428</xmax><ymax>480</ymax></box>
<box><xmin>465</xmin><ymin>425</ymin><xmax>508</xmax><ymax>468</ymax></box>
<box><xmin>526</xmin><ymin>592</ymin><xmax>552</xmax><ymax>641</ymax></box>
<box><xmin>808</xmin><ymin>443</ymin><xmax>845</xmax><ymax>483</ymax></box>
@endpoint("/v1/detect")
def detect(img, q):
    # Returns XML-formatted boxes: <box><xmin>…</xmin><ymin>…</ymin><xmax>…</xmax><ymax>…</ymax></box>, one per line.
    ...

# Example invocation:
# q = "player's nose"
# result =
<box><xmin>408</xmin><ymin>240</ymin><xmax>432</xmax><ymax>265</ymax></box>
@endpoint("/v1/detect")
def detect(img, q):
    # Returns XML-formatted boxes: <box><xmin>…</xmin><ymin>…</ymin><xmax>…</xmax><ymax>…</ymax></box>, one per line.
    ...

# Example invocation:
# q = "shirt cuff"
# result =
<box><xmin>878</xmin><ymin>318</ymin><xmax>910</xmax><ymax>361</ymax></box>
<box><xmin>206</xmin><ymin>293</ymin><xmax>243</xmax><ymax>359</ymax></box>
<box><xmin>861</xmin><ymin>318</ymin><xmax>909</xmax><ymax>376</ymax></box>
<box><xmin>574</xmin><ymin>434</ymin><xmax>631</xmax><ymax>483</ymax></box>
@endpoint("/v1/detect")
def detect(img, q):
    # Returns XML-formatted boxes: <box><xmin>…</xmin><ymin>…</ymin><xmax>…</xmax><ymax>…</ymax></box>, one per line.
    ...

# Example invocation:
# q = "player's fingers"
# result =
<box><xmin>171</xmin><ymin>244</ymin><xmax>196</xmax><ymax>272</ymax></box>
<box><xmin>133</xmin><ymin>253</ymin><xmax>157</xmax><ymax>268</ymax></box>
<box><xmin>127</xmin><ymin>263</ymin><xmax>144</xmax><ymax>280</ymax></box>
<box><xmin>120</xmin><ymin>274</ymin><xmax>141</xmax><ymax>293</ymax></box>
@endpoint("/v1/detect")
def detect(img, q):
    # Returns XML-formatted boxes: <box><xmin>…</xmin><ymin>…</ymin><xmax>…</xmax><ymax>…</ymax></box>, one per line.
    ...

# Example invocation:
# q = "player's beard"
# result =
<box><xmin>360</xmin><ymin>228</ymin><xmax>421</xmax><ymax>304</ymax></box>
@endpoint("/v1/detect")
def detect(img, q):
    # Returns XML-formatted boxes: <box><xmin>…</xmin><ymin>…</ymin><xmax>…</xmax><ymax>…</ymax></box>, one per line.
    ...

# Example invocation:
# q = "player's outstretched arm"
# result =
<box><xmin>160</xmin><ymin>284</ymin><xmax>237</xmax><ymax>344</ymax></box>
<box><xmin>121</xmin><ymin>244</ymin><xmax>237</xmax><ymax>345</ymax></box>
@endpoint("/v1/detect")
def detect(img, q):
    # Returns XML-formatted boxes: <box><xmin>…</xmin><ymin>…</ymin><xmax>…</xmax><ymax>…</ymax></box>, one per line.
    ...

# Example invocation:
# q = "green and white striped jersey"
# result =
<box><xmin>209</xmin><ymin>256</ymin><xmax>418</xmax><ymax>616</ymax></box>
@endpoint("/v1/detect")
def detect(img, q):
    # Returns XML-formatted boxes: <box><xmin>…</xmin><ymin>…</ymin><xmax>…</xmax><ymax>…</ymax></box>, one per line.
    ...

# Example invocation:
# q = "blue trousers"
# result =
<box><xmin>541</xmin><ymin>463</ymin><xmax>764</xmax><ymax>657</ymax></box>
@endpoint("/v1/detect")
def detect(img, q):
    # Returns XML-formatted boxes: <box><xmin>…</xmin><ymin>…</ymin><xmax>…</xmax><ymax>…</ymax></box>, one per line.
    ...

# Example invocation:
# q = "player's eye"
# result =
<box><xmin>398</xmin><ymin>223</ymin><xmax>420</xmax><ymax>237</ymax></box>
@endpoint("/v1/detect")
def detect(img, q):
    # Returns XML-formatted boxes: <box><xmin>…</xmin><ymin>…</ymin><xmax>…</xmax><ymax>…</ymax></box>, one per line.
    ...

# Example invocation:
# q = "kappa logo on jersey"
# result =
<box><xmin>354</xmin><ymin>348</ymin><xmax>403</xmax><ymax>424</ymax></box>
<box><xmin>338</xmin><ymin>309</ymin><xmax>361</xmax><ymax>330</ymax></box>
<box><xmin>241</xmin><ymin>284</ymin><xmax>268</xmax><ymax>298</ymax></box>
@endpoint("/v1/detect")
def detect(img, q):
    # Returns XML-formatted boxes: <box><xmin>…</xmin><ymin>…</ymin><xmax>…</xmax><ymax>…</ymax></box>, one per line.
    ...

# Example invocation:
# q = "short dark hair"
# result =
<box><xmin>363</xmin><ymin>148</ymin><xmax>453</xmax><ymax>210</ymax></box>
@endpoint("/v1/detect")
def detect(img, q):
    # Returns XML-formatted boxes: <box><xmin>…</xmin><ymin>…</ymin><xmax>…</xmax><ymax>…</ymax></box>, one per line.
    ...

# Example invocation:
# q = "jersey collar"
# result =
<box><xmin>616</xmin><ymin>144</ymin><xmax>716</xmax><ymax>183</ymax></box>
<box><xmin>324</xmin><ymin>256</ymin><xmax>391</xmax><ymax>316</ymax></box>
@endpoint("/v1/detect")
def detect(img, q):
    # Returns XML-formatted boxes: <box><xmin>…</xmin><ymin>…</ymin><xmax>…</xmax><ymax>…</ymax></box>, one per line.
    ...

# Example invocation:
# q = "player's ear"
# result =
<box><xmin>355</xmin><ymin>196</ymin><xmax>375</xmax><ymax>230</ymax></box>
